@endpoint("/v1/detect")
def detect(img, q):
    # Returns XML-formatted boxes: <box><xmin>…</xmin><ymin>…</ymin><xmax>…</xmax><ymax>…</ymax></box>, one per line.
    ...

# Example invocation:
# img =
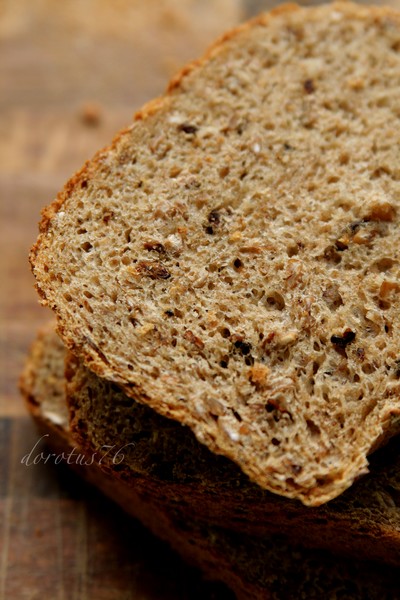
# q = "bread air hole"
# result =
<box><xmin>252</xmin><ymin>288</ymin><xmax>265</xmax><ymax>301</ymax></box>
<box><xmin>286</xmin><ymin>244</ymin><xmax>299</xmax><ymax>257</ymax></box>
<box><xmin>83</xmin><ymin>300</ymin><xmax>93</xmax><ymax>314</ymax></box>
<box><xmin>323</xmin><ymin>245</ymin><xmax>342</xmax><ymax>264</ymax></box>
<box><xmin>208</xmin><ymin>263</ymin><xmax>221</xmax><ymax>273</ymax></box>
<box><xmin>372</xmin><ymin>258</ymin><xmax>396</xmax><ymax>272</ymax></box>
<box><xmin>265</xmin><ymin>292</ymin><xmax>285</xmax><ymax>311</ymax></box>
<box><xmin>362</xmin><ymin>363</ymin><xmax>376</xmax><ymax>374</ymax></box>
<box><xmin>306</xmin><ymin>419</ymin><xmax>321</xmax><ymax>437</ymax></box>
<box><xmin>378</xmin><ymin>299</ymin><xmax>391</xmax><ymax>310</ymax></box>
<box><xmin>312</xmin><ymin>361</ymin><xmax>320</xmax><ymax>375</ymax></box>
<box><xmin>327</xmin><ymin>175</ymin><xmax>340</xmax><ymax>184</ymax></box>
<box><xmin>81</xmin><ymin>242</ymin><xmax>93</xmax><ymax>252</ymax></box>
<box><xmin>384</xmin><ymin>322</ymin><xmax>392</xmax><ymax>335</ymax></box>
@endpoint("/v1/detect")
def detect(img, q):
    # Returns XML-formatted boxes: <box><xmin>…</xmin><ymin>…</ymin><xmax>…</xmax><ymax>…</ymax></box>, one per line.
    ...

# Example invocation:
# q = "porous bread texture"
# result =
<box><xmin>21</xmin><ymin>326</ymin><xmax>400</xmax><ymax>600</ymax></box>
<box><xmin>68</xmin><ymin>338</ymin><xmax>400</xmax><ymax>566</ymax></box>
<box><xmin>67</xmin><ymin>328</ymin><xmax>400</xmax><ymax>567</ymax></box>
<box><xmin>31</xmin><ymin>2</ymin><xmax>400</xmax><ymax>505</ymax></box>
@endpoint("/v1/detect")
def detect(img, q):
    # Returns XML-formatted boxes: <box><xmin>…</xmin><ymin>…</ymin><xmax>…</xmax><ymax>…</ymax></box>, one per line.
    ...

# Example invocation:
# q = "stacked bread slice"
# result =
<box><xmin>26</xmin><ymin>2</ymin><xmax>400</xmax><ymax>596</ymax></box>
<box><xmin>20</xmin><ymin>324</ymin><xmax>400</xmax><ymax>598</ymax></box>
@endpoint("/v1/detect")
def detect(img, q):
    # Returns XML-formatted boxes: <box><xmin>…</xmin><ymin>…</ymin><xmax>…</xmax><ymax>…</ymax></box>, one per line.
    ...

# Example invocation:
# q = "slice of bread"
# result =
<box><xmin>24</xmin><ymin>324</ymin><xmax>400</xmax><ymax>568</ymax></box>
<box><xmin>20</xmin><ymin>325</ymin><xmax>400</xmax><ymax>599</ymax></box>
<box><xmin>31</xmin><ymin>2</ymin><xmax>400</xmax><ymax>505</ymax></box>
<box><xmin>67</xmin><ymin>327</ymin><xmax>400</xmax><ymax>568</ymax></box>
<box><xmin>21</xmin><ymin>322</ymin><xmax>69</xmax><ymax>428</ymax></box>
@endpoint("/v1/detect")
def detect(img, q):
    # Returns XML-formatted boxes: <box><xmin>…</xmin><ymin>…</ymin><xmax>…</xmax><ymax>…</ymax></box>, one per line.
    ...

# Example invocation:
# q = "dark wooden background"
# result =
<box><xmin>0</xmin><ymin>1</ymin><xmax>390</xmax><ymax>598</ymax></box>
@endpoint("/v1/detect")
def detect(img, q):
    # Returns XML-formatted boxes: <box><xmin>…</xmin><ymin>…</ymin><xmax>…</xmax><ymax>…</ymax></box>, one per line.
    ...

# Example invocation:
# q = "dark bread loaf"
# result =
<box><xmin>31</xmin><ymin>2</ymin><xmax>400</xmax><ymax>505</ymax></box>
<box><xmin>20</xmin><ymin>325</ymin><xmax>400</xmax><ymax>599</ymax></box>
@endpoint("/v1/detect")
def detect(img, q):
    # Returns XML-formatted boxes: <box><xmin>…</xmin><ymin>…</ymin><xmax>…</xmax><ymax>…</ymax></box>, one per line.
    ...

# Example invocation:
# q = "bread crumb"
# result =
<box><xmin>330</xmin><ymin>10</ymin><xmax>343</xmax><ymax>22</ymax></box>
<box><xmin>80</xmin><ymin>102</ymin><xmax>102</xmax><ymax>127</ymax></box>
<box><xmin>230</xmin><ymin>231</ymin><xmax>242</xmax><ymax>242</ymax></box>
<box><xmin>165</xmin><ymin>233</ymin><xmax>183</xmax><ymax>254</ymax></box>
<box><xmin>352</xmin><ymin>229</ymin><xmax>373</xmax><ymax>245</ymax></box>
<box><xmin>249</xmin><ymin>363</ymin><xmax>270</xmax><ymax>385</ymax></box>
<box><xmin>277</xmin><ymin>331</ymin><xmax>298</xmax><ymax>346</ymax></box>
<box><xmin>347</xmin><ymin>78</ymin><xmax>365</xmax><ymax>90</ymax></box>
<box><xmin>206</xmin><ymin>312</ymin><xmax>219</xmax><ymax>328</ymax></box>
<box><xmin>219</xmin><ymin>416</ymin><xmax>241</xmax><ymax>442</ymax></box>
<box><xmin>137</xmin><ymin>323</ymin><xmax>155</xmax><ymax>336</ymax></box>
<box><xmin>204</xmin><ymin>396</ymin><xmax>226</xmax><ymax>416</ymax></box>
<box><xmin>168</xmin><ymin>113</ymin><xmax>183</xmax><ymax>124</ymax></box>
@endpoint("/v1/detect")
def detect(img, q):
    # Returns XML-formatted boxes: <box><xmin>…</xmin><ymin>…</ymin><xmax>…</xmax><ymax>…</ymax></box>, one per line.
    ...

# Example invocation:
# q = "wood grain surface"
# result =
<box><xmin>0</xmin><ymin>1</ymin><xmax>393</xmax><ymax>598</ymax></box>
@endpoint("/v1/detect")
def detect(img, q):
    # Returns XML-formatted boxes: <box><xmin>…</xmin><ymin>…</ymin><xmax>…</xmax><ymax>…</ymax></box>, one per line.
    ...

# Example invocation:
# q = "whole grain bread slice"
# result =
<box><xmin>23</xmin><ymin>324</ymin><xmax>400</xmax><ymax>567</ymax></box>
<box><xmin>31</xmin><ymin>2</ymin><xmax>400</xmax><ymax>505</ymax></box>
<box><xmin>20</xmin><ymin>325</ymin><xmax>400</xmax><ymax>600</ymax></box>
<box><xmin>67</xmin><ymin>327</ymin><xmax>400</xmax><ymax>567</ymax></box>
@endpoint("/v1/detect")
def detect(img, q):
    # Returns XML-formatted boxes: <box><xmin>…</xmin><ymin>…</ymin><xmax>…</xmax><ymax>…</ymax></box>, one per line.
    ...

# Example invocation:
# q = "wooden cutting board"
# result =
<box><xmin>0</xmin><ymin>1</ymin><xmax>274</xmax><ymax>597</ymax></box>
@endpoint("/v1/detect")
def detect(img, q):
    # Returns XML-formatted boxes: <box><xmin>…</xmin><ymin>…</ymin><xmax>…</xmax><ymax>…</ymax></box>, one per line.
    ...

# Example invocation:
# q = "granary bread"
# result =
<box><xmin>31</xmin><ymin>2</ymin><xmax>400</xmax><ymax>505</ymax></box>
<box><xmin>23</xmin><ymin>325</ymin><xmax>400</xmax><ymax>568</ymax></box>
<box><xmin>67</xmin><ymin>328</ymin><xmax>400</xmax><ymax>567</ymax></box>
<box><xmin>20</xmin><ymin>325</ymin><xmax>400</xmax><ymax>600</ymax></box>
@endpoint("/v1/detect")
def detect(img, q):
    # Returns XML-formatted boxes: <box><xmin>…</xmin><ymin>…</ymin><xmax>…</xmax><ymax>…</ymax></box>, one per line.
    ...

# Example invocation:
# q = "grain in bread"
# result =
<box><xmin>31</xmin><ymin>2</ymin><xmax>400</xmax><ymax>505</ymax></box>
